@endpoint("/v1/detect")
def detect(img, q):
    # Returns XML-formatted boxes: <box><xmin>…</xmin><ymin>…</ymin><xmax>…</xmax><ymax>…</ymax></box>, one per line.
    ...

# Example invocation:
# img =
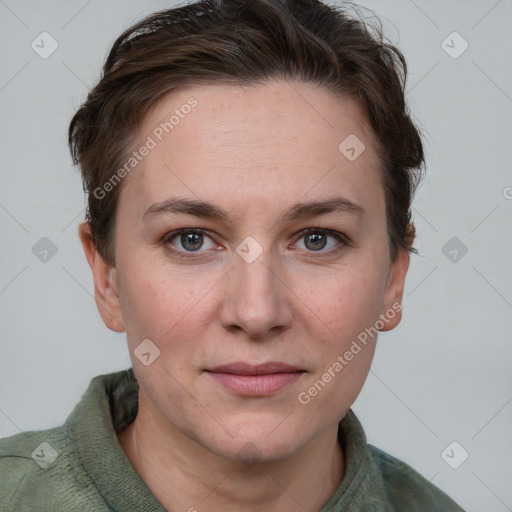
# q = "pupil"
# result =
<box><xmin>306</xmin><ymin>233</ymin><xmax>326</xmax><ymax>250</ymax></box>
<box><xmin>182</xmin><ymin>232</ymin><xmax>202</xmax><ymax>251</ymax></box>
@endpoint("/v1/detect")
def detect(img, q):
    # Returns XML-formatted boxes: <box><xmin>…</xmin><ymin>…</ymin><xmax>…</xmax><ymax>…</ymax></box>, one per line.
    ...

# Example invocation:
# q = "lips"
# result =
<box><xmin>206</xmin><ymin>362</ymin><xmax>305</xmax><ymax>396</ymax></box>
<box><xmin>209</xmin><ymin>362</ymin><xmax>302</xmax><ymax>375</ymax></box>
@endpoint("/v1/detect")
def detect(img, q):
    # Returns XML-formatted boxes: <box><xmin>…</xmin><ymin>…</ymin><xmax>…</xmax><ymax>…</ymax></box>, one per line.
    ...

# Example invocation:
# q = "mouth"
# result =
<box><xmin>205</xmin><ymin>362</ymin><xmax>306</xmax><ymax>396</ymax></box>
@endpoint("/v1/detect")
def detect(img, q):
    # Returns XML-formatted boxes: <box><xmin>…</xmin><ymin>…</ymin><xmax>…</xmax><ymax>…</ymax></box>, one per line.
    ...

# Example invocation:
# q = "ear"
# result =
<box><xmin>78</xmin><ymin>222</ymin><xmax>125</xmax><ymax>333</ymax></box>
<box><xmin>379</xmin><ymin>227</ymin><xmax>414</xmax><ymax>332</ymax></box>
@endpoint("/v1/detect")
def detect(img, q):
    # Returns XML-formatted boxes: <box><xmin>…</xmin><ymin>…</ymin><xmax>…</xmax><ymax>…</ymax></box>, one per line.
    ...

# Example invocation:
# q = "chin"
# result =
<box><xmin>198</xmin><ymin>418</ymin><xmax>306</xmax><ymax>465</ymax></box>
<box><xmin>218</xmin><ymin>439</ymin><xmax>298</xmax><ymax>465</ymax></box>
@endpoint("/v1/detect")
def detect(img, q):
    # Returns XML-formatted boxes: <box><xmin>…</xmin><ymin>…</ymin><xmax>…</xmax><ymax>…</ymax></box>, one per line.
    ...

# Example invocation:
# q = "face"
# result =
<box><xmin>82</xmin><ymin>79</ymin><xmax>410</xmax><ymax>463</ymax></box>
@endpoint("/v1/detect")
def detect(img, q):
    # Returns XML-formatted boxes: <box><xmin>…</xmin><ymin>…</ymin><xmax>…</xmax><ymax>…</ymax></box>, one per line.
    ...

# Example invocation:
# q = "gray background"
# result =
<box><xmin>0</xmin><ymin>0</ymin><xmax>511</xmax><ymax>510</ymax></box>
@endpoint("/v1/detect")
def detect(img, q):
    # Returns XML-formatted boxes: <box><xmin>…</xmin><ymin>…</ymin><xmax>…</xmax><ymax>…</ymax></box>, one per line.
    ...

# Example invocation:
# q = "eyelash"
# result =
<box><xmin>163</xmin><ymin>228</ymin><xmax>349</xmax><ymax>260</ymax></box>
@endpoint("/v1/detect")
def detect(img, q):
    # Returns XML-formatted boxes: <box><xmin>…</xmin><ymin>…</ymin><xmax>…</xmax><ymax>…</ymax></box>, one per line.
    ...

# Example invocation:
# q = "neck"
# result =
<box><xmin>117</xmin><ymin>392</ymin><xmax>345</xmax><ymax>512</ymax></box>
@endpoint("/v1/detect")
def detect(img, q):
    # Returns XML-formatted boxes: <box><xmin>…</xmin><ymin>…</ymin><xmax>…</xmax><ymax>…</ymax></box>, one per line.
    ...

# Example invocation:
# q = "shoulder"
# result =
<box><xmin>0</xmin><ymin>427</ymin><xmax>64</xmax><ymax>509</ymax></box>
<box><xmin>367</xmin><ymin>444</ymin><xmax>465</xmax><ymax>511</ymax></box>
<box><xmin>0</xmin><ymin>427</ymin><xmax>105</xmax><ymax>511</ymax></box>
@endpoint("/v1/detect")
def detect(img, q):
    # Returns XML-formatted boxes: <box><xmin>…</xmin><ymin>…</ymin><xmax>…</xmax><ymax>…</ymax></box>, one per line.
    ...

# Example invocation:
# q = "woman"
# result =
<box><xmin>0</xmin><ymin>0</ymin><xmax>465</xmax><ymax>510</ymax></box>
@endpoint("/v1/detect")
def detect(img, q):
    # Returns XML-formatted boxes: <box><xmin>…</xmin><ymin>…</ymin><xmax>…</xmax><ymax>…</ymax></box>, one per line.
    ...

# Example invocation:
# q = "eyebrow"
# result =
<box><xmin>141</xmin><ymin>196</ymin><xmax>366</xmax><ymax>223</ymax></box>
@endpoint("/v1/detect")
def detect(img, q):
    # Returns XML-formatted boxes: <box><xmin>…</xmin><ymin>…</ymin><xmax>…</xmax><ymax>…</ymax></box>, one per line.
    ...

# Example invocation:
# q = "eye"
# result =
<box><xmin>293</xmin><ymin>228</ymin><xmax>347</xmax><ymax>255</ymax></box>
<box><xmin>165</xmin><ymin>228</ymin><xmax>217</xmax><ymax>256</ymax></box>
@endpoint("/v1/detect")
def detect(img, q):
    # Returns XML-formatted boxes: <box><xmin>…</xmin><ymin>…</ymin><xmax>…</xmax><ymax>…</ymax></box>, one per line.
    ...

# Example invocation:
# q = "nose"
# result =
<box><xmin>219</xmin><ymin>245</ymin><xmax>293</xmax><ymax>340</ymax></box>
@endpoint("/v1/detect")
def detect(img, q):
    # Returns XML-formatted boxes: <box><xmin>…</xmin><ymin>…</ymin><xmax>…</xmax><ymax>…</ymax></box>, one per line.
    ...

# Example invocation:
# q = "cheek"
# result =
<box><xmin>299</xmin><ymin>346</ymin><xmax>376</xmax><ymax>421</ymax></box>
<box><xmin>297</xmin><ymin>274</ymin><xmax>380</xmax><ymax>415</ymax></box>
<box><xmin>117</xmin><ymin>255</ymin><xmax>221</xmax><ymax>353</ymax></box>
<box><xmin>294</xmin><ymin>257</ymin><xmax>387</xmax><ymax>396</ymax></box>
<box><xmin>299</xmin><ymin>260</ymin><xmax>388</xmax><ymax>340</ymax></box>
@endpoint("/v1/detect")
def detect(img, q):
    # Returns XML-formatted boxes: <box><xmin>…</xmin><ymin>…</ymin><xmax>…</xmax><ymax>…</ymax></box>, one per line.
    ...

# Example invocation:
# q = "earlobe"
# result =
<box><xmin>78</xmin><ymin>222</ymin><xmax>125</xmax><ymax>333</ymax></box>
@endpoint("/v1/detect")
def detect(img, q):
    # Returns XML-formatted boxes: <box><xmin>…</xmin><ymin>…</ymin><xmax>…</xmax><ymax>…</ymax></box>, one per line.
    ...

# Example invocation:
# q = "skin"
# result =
<box><xmin>79</xmin><ymin>79</ymin><xmax>411</xmax><ymax>512</ymax></box>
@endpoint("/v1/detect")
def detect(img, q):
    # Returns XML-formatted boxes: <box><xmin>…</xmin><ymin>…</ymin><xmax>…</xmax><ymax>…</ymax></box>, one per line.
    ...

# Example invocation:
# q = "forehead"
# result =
<box><xmin>121</xmin><ymin>79</ymin><xmax>383</xmax><ymax>221</ymax></box>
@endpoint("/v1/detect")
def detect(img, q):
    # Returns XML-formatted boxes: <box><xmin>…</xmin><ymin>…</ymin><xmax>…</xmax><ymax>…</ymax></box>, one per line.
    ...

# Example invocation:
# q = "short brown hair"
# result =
<box><xmin>69</xmin><ymin>0</ymin><xmax>425</xmax><ymax>265</ymax></box>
